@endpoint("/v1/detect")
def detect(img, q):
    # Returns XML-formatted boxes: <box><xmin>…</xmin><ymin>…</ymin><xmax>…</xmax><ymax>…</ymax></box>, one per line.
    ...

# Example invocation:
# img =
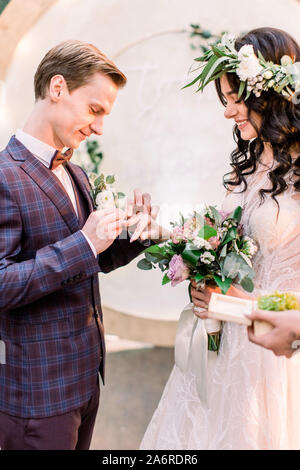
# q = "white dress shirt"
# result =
<box><xmin>15</xmin><ymin>129</ymin><xmax>97</xmax><ymax>257</ymax></box>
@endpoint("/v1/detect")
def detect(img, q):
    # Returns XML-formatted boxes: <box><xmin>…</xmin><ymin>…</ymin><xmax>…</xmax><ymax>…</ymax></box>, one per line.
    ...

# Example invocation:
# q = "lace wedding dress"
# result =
<box><xmin>140</xmin><ymin>165</ymin><xmax>300</xmax><ymax>450</ymax></box>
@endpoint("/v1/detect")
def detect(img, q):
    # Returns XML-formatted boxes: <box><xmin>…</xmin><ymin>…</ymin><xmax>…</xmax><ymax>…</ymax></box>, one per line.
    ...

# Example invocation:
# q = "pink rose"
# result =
<box><xmin>167</xmin><ymin>255</ymin><xmax>190</xmax><ymax>287</ymax></box>
<box><xmin>208</xmin><ymin>235</ymin><xmax>220</xmax><ymax>250</ymax></box>
<box><xmin>171</xmin><ymin>226</ymin><xmax>186</xmax><ymax>244</ymax></box>
<box><xmin>204</xmin><ymin>216</ymin><xmax>214</xmax><ymax>227</ymax></box>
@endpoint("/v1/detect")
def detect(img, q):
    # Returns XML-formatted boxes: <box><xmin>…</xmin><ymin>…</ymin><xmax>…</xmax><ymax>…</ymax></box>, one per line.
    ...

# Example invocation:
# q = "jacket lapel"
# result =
<box><xmin>7</xmin><ymin>136</ymin><xmax>79</xmax><ymax>233</ymax></box>
<box><xmin>66</xmin><ymin>162</ymin><xmax>95</xmax><ymax>213</ymax></box>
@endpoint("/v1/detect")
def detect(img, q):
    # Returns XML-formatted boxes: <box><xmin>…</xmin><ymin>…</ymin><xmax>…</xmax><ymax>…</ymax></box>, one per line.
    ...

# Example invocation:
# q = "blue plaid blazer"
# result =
<box><xmin>0</xmin><ymin>136</ymin><xmax>144</xmax><ymax>418</ymax></box>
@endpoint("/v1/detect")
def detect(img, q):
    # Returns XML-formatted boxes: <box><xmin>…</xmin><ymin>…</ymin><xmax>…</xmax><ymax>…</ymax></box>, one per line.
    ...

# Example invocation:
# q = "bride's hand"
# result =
<box><xmin>190</xmin><ymin>280</ymin><xmax>221</xmax><ymax>319</ymax></box>
<box><xmin>124</xmin><ymin>210</ymin><xmax>170</xmax><ymax>242</ymax></box>
<box><xmin>190</xmin><ymin>281</ymin><xmax>254</xmax><ymax>319</ymax></box>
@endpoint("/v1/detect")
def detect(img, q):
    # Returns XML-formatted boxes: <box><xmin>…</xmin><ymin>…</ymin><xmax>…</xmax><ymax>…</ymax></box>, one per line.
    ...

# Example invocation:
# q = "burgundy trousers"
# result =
<box><xmin>0</xmin><ymin>381</ymin><xmax>100</xmax><ymax>450</ymax></box>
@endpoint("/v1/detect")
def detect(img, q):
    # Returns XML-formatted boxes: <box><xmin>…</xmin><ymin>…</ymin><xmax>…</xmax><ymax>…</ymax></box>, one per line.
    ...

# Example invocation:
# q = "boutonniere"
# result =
<box><xmin>88</xmin><ymin>173</ymin><xmax>126</xmax><ymax>210</ymax></box>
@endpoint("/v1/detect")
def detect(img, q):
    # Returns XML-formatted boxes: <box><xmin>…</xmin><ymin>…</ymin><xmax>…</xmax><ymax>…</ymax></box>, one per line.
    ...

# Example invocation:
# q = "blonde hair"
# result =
<box><xmin>34</xmin><ymin>40</ymin><xmax>127</xmax><ymax>100</ymax></box>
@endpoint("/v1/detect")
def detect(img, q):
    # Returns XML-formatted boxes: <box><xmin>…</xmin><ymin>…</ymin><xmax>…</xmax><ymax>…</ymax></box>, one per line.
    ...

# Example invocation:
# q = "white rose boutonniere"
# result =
<box><xmin>89</xmin><ymin>173</ymin><xmax>126</xmax><ymax>210</ymax></box>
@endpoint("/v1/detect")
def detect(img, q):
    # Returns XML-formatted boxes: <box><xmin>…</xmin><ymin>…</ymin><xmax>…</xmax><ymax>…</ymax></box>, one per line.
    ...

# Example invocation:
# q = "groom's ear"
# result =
<box><xmin>48</xmin><ymin>74</ymin><xmax>67</xmax><ymax>102</ymax></box>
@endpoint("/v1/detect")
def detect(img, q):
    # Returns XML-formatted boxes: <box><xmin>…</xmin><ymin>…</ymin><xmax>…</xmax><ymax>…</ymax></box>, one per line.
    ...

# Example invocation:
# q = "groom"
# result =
<box><xmin>0</xmin><ymin>40</ymin><xmax>154</xmax><ymax>450</ymax></box>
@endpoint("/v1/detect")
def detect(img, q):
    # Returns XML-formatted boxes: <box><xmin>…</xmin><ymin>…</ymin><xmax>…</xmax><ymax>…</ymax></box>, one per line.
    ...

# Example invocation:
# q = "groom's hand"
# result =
<box><xmin>126</xmin><ymin>213</ymin><xmax>171</xmax><ymax>243</ymax></box>
<box><xmin>82</xmin><ymin>208</ymin><xmax>126</xmax><ymax>254</ymax></box>
<box><xmin>124</xmin><ymin>188</ymin><xmax>165</xmax><ymax>242</ymax></box>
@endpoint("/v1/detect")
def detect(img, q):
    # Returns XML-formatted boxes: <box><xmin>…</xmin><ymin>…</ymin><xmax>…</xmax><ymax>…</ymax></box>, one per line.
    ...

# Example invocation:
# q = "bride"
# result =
<box><xmin>140</xmin><ymin>27</ymin><xmax>300</xmax><ymax>450</ymax></box>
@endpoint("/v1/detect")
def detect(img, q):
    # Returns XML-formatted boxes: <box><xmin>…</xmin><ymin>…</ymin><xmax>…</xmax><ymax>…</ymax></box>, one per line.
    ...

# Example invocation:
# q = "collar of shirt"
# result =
<box><xmin>15</xmin><ymin>129</ymin><xmax>57</xmax><ymax>169</ymax></box>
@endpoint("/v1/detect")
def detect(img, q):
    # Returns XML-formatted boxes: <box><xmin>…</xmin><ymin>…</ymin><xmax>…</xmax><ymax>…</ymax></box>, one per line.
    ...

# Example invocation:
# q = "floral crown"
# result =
<box><xmin>186</xmin><ymin>33</ymin><xmax>300</xmax><ymax>103</ymax></box>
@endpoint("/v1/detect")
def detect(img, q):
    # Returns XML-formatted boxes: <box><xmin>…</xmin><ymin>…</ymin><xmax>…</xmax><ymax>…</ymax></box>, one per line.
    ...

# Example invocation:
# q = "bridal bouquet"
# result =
<box><xmin>138</xmin><ymin>205</ymin><xmax>257</xmax><ymax>351</ymax></box>
<box><xmin>89</xmin><ymin>173</ymin><xmax>126</xmax><ymax>210</ymax></box>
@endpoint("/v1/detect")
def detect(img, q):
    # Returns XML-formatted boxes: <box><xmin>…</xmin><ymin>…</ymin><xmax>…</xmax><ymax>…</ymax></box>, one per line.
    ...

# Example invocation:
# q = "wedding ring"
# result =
<box><xmin>193</xmin><ymin>305</ymin><xmax>207</xmax><ymax>313</ymax></box>
<box><xmin>291</xmin><ymin>340</ymin><xmax>300</xmax><ymax>355</ymax></box>
<box><xmin>134</xmin><ymin>205</ymin><xmax>145</xmax><ymax>214</ymax></box>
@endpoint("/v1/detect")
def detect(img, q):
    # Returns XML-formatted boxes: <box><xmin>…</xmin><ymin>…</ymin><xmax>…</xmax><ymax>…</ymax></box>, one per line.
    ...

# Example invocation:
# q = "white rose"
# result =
<box><xmin>238</xmin><ymin>45</ymin><xmax>255</xmax><ymax>60</ymax></box>
<box><xmin>238</xmin><ymin>45</ymin><xmax>253</xmax><ymax>60</ymax></box>
<box><xmin>95</xmin><ymin>190</ymin><xmax>115</xmax><ymax>210</ymax></box>
<box><xmin>237</xmin><ymin>55</ymin><xmax>262</xmax><ymax>81</ymax></box>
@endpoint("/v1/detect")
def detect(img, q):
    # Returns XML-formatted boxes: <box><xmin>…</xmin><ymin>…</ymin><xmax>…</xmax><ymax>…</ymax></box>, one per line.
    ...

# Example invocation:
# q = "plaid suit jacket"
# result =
<box><xmin>0</xmin><ymin>136</ymin><xmax>145</xmax><ymax>418</ymax></box>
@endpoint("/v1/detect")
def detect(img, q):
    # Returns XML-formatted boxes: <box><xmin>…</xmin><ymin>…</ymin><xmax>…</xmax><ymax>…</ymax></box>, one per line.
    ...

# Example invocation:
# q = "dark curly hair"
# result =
<box><xmin>215</xmin><ymin>27</ymin><xmax>300</xmax><ymax>204</ymax></box>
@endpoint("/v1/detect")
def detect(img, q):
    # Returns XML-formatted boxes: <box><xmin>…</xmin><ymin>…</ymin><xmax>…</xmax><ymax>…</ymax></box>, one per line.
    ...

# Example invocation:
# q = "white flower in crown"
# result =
<box><xmin>237</xmin><ymin>45</ymin><xmax>256</xmax><ymax>60</ymax></box>
<box><xmin>220</xmin><ymin>32</ymin><xmax>236</xmax><ymax>48</ymax></box>
<box><xmin>95</xmin><ymin>189</ymin><xmax>115</xmax><ymax>209</ymax></box>
<box><xmin>288</xmin><ymin>62</ymin><xmax>300</xmax><ymax>82</ymax></box>
<box><xmin>281</xmin><ymin>55</ymin><xmax>294</xmax><ymax>67</ymax></box>
<box><xmin>236</xmin><ymin>45</ymin><xmax>262</xmax><ymax>82</ymax></box>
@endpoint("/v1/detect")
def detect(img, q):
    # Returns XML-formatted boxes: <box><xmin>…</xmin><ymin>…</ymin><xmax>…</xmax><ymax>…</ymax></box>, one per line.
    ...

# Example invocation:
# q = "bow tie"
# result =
<box><xmin>50</xmin><ymin>148</ymin><xmax>73</xmax><ymax>170</ymax></box>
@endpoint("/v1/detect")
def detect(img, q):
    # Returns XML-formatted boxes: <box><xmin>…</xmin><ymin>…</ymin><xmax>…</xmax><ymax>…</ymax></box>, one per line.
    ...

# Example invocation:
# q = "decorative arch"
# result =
<box><xmin>0</xmin><ymin>0</ymin><xmax>57</xmax><ymax>80</ymax></box>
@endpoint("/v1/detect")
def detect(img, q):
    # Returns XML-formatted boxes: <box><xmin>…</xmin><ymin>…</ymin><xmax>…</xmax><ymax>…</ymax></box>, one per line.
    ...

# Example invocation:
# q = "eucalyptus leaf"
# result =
<box><xmin>219</xmin><ymin>244</ymin><xmax>227</xmax><ymax>258</ymax></box>
<box><xmin>145</xmin><ymin>252</ymin><xmax>159</xmax><ymax>263</ymax></box>
<box><xmin>137</xmin><ymin>259</ymin><xmax>153</xmax><ymax>270</ymax></box>
<box><xmin>240</xmin><ymin>276</ymin><xmax>254</xmax><ymax>293</ymax></box>
<box><xmin>144</xmin><ymin>251</ymin><xmax>167</xmax><ymax>262</ymax></box>
<box><xmin>159</xmin><ymin>259</ymin><xmax>169</xmax><ymax>271</ymax></box>
<box><xmin>222</xmin><ymin>252</ymin><xmax>254</xmax><ymax>282</ymax></box>
<box><xmin>106</xmin><ymin>175</ymin><xmax>115</xmax><ymax>184</ymax></box>
<box><xmin>94</xmin><ymin>176</ymin><xmax>102</xmax><ymax>187</ymax></box>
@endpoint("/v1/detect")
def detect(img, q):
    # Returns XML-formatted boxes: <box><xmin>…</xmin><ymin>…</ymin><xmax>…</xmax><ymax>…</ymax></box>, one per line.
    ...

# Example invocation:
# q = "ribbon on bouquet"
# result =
<box><xmin>174</xmin><ymin>302</ymin><xmax>219</xmax><ymax>407</ymax></box>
